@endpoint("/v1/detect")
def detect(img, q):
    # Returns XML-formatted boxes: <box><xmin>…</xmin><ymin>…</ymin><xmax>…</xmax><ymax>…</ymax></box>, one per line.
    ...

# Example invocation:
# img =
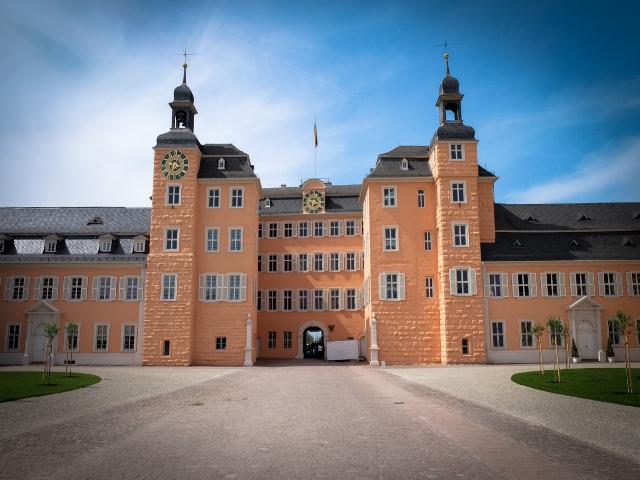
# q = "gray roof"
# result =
<box><xmin>431</xmin><ymin>122</ymin><xmax>476</xmax><ymax>142</ymax></box>
<box><xmin>379</xmin><ymin>146</ymin><xmax>429</xmax><ymax>157</ymax></box>
<box><xmin>156</xmin><ymin>128</ymin><xmax>199</xmax><ymax>147</ymax></box>
<box><xmin>482</xmin><ymin>231</ymin><xmax>640</xmax><ymax>261</ymax></box>
<box><xmin>495</xmin><ymin>203</ymin><xmax>640</xmax><ymax>231</ymax></box>
<box><xmin>198</xmin><ymin>156</ymin><xmax>256</xmax><ymax>179</ymax></box>
<box><xmin>200</xmin><ymin>144</ymin><xmax>248</xmax><ymax>156</ymax></box>
<box><xmin>0</xmin><ymin>207</ymin><xmax>150</xmax><ymax>235</ymax></box>
<box><xmin>260</xmin><ymin>184</ymin><xmax>361</xmax><ymax>215</ymax></box>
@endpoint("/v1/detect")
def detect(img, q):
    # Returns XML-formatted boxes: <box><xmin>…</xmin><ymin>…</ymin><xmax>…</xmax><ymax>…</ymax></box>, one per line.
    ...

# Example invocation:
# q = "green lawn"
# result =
<box><xmin>512</xmin><ymin>368</ymin><xmax>639</xmax><ymax>407</ymax></box>
<box><xmin>0</xmin><ymin>371</ymin><xmax>101</xmax><ymax>403</ymax></box>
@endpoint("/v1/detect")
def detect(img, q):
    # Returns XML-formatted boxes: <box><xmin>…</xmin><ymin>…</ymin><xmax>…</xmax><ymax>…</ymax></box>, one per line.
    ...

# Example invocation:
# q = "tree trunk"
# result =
<box><xmin>624</xmin><ymin>335</ymin><xmax>633</xmax><ymax>394</ymax></box>
<box><xmin>565</xmin><ymin>337</ymin><xmax>570</xmax><ymax>369</ymax></box>
<box><xmin>537</xmin><ymin>338</ymin><xmax>544</xmax><ymax>375</ymax></box>
<box><xmin>554</xmin><ymin>343</ymin><xmax>560</xmax><ymax>383</ymax></box>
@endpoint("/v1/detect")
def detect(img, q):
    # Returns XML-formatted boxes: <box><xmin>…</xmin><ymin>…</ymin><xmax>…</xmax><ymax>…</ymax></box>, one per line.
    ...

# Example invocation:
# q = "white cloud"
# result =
<box><xmin>504</xmin><ymin>136</ymin><xmax>640</xmax><ymax>203</ymax></box>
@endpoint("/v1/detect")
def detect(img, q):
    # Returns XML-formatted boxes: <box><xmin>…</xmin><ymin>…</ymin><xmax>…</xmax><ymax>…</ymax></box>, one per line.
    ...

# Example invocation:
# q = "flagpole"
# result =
<box><xmin>314</xmin><ymin>116</ymin><xmax>318</xmax><ymax>178</ymax></box>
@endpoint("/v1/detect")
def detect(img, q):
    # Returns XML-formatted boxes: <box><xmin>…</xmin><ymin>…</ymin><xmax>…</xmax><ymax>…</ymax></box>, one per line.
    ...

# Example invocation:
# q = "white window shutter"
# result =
<box><xmin>530</xmin><ymin>273</ymin><xmax>537</xmax><ymax>297</ymax></box>
<box><xmin>358</xmin><ymin>220</ymin><xmax>363</xmax><ymax>235</ymax></box>
<box><xmin>501</xmin><ymin>273</ymin><xmax>509</xmax><ymax>297</ymax></box>
<box><xmin>92</xmin><ymin>277</ymin><xmax>99</xmax><ymax>300</ymax></box>
<box><xmin>63</xmin><ymin>276</ymin><xmax>70</xmax><ymax>300</ymax></box>
<box><xmin>21</xmin><ymin>277</ymin><xmax>30</xmax><ymax>300</ymax></box>
<box><xmin>51</xmin><ymin>277</ymin><xmax>59</xmax><ymax>301</ymax></box>
<box><xmin>79</xmin><ymin>275</ymin><xmax>87</xmax><ymax>300</ymax></box>
<box><xmin>379</xmin><ymin>273</ymin><xmax>386</xmax><ymax>300</ymax></box>
<box><xmin>33</xmin><ymin>276</ymin><xmax>42</xmax><ymax>300</ymax></box>
<box><xmin>109</xmin><ymin>277</ymin><xmax>116</xmax><ymax>300</ymax></box>
<box><xmin>615</xmin><ymin>272</ymin><xmax>623</xmax><ymax>296</ymax></box>
<box><xmin>570</xmin><ymin>273</ymin><xmax>577</xmax><ymax>296</ymax></box>
<box><xmin>137</xmin><ymin>277</ymin><xmax>144</xmax><ymax>300</ymax></box>
<box><xmin>338</xmin><ymin>253</ymin><xmax>344</xmax><ymax>271</ymax></box>
<box><xmin>292</xmin><ymin>254</ymin><xmax>298</xmax><ymax>272</ymax></box>
<box><xmin>217</xmin><ymin>274</ymin><xmax>226</xmax><ymax>300</ymax></box>
<box><xmin>627</xmin><ymin>272</ymin><xmax>633</xmax><ymax>297</ymax></box>
<box><xmin>356</xmin><ymin>289</ymin><xmax>363</xmax><ymax>310</ymax></box>
<box><xmin>322</xmin><ymin>253</ymin><xmax>328</xmax><ymax>272</ymax></box>
<box><xmin>558</xmin><ymin>273</ymin><xmax>566</xmax><ymax>297</ymax></box>
<box><xmin>240</xmin><ymin>274</ymin><xmax>247</xmax><ymax>301</ymax></box>
<box><xmin>277</xmin><ymin>254</ymin><xmax>283</xmax><ymax>273</ymax></box>
<box><xmin>450</xmin><ymin>269</ymin><xmax>457</xmax><ymax>296</ymax></box>
<box><xmin>469</xmin><ymin>269</ymin><xmax>477</xmax><ymax>295</ymax></box>
<box><xmin>540</xmin><ymin>273</ymin><xmax>548</xmax><ymax>297</ymax></box>
<box><xmin>483</xmin><ymin>274</ymin><xmax>491</xmax><ymax>297</ymax></box>
<box><xmin>291</xmin><ymin>289</ymin><xmax>298</xmax><ymax>311</ymax></box>
<box><xmin>323</xmin><ymin>289</ymin><xmax>329</xmax><ymax>310</ymax></box>
<box><xmin>119</xmin><ymin>277</ymin><xmax>126</xmax><ymax>300</ymax></box>
<box><xmin>597</xmin><ymin>272</ymin><xmax>605</xmax><ymax>296</ymax></box>
<box><xmin>511</xmin><ymin>273</ymin><xmax>519</xmax><ymax>297</ymax></box>
<box><xmin>588</xmin><ymin>272</ymin><xmax>595</xmax><ymax>296</ymax></box>
<box><xmin>339</xmin><ymin>289</ymin><xmax>344</xmax><ymax>310</ymax></box>
<box><xmin>198</xmin><ymin>274</ymin><xmax>205</xmax><ymax>301</ymax></box>
<box><xmin>5</xmin><ymin>277</ymin><xmax>13</xmax><ymax>301</ymax></box>
<box><xmin>292</xmin><ymin>223</ymin><xmax>298</xmax><ymax>237</ymax></box>
<box><xmin>398</xmin><ymin>273</ymin><xmax>406</xmax><ymax>300</ymax></box>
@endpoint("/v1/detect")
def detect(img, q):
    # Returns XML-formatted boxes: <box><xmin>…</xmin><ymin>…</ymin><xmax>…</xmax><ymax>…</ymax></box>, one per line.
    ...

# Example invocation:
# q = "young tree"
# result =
<box><xmin>561</xmin><ymin>327</ymin><xmax>571</xmax><ymax>369</ymax></box>
<box><xmin>609</xmin><ymin>310</ymin><xmax>634</xmax><ymax>394</ymax></box>
<box><xmin>571</xmin><ymin>338</ymin><xmax>579</xmax><ymax>361</ymax></box>
<box><xmin>64</xmin><ymin>322</ymin><xmax>78</xmax><ymax>376</ymax></box>
<box><xmin>546</xmin><ymin>316</ymin><xmax>564</xmax><ymax>383</ymax></box>
<box><xmin>42</xmin><ymin>323</ymin><xmax>60</xmax><ymax>385</ymax></box>
<box><xmin>532</xmin><ymin>324</ymin><xmax>545</xmax><ymax>375</ymax></box>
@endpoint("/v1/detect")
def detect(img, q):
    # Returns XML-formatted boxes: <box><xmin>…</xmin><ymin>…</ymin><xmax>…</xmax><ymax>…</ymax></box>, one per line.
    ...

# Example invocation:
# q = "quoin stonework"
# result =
<box><xmin>1</xmin><ymin>57</ymin><xmax>639</xmax><ymax>366</ymax></box>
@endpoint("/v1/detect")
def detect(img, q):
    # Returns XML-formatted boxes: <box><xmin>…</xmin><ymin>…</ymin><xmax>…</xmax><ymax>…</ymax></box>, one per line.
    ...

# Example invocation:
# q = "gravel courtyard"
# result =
<box><xmin>0</xmin><ymin>362</ymin><xmax>638</xmax><ymax>479</ymax></box>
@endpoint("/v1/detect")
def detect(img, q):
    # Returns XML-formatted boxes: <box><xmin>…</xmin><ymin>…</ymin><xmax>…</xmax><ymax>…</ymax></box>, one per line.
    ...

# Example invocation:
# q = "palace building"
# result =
<box><xmin>1</xmin><ymin>57</ymin><xmax>639</xmax><ymax>366</ymax></box>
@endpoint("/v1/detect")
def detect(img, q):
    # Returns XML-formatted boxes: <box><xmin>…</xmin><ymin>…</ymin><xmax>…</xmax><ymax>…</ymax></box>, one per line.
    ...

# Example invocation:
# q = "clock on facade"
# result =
<box><xmin>303</xmin><ymin>190</ymin><xmax>325</xmax><ymax>214</ymax></box>
<box><xmin>161</xmin><ymin>150</ymin><xmax>189</xmax><ymax>180</ymax></box>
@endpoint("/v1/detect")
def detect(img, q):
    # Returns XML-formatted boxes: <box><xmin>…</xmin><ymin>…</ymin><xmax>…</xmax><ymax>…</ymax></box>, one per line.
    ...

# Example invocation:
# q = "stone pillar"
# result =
<box><xmin>244</xmin><ymin>313</ymin><xmax>253</xmax><ymax>367</ymax></box>
<box><xmin>22</xmin><ymin>322</ymin><xmax>31</xmax><ymax>366</ymax></box>
<box><xmin>369</xmin><ymin>314</ymin><xmax>380</xmax><ymax>366</ymax></box>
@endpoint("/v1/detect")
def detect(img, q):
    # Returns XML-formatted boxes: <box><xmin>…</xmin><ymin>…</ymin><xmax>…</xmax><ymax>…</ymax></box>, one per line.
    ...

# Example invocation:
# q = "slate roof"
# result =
<box><xmin>379</xmin><ymin>146</ymin><xmax>429</xmax><ymax>157</ymax></box>
<box><xmin>200</xmin><ymin>144</ymin><xmax>248</xmax><ymax>156</ymax></box>
<box><xmin>0</xmin><ymin>207</ymin><xmax>150</xmax><ymax>235</ymax></box>
<box><xmin>481</xmin><ymin>231</ymin><xmax>640</xmax><ymax>261</ymax></box>
<box><xmin>260</xmin><ymin>184</ymin><xmax>362</xmax><ymax>215</ymax></box>
<box><xmin>494</xmin><ymin>203</ymin><xmax>640</xmax><ymax>231</ymax></box>
<box><xmin>431</xmin><ymin>122</ymin><xmax>476</xmax><ymax>142</ymax></box>
<box><xmin>198</xmin><ymin>156</ymin><xmax>256</xmax><ymax>179</ymax></box>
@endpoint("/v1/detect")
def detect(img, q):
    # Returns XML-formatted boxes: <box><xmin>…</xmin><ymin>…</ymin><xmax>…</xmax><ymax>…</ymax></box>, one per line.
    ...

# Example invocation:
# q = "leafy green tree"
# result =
<box><xmin>546</xmin><ymin>316</ymin><xmax>564</xmax><ymax>382</ymax></box>
<box><xmin>532</xmin><ymin>324</ymin><xmax>545</xmax><ymax>375</ymax></box>
<box><xmin>571</xmin><ymin>338</ymin><xmax>579</xmax><ymax>359</ymax></box>
<box><xmin>42</xmin><ymin>323</ymin><xmax>60</xmax><ymax>385</ymax></box>
<box><xmin>609</xmin><ymin>310</ymin><xmax>634</xmax><ymax>394</ymax></box>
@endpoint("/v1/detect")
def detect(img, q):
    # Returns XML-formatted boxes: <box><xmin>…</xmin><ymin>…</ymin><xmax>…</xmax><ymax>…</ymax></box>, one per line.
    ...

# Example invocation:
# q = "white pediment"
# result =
<box><xmin>568</xmin><ymin>296</ymin><xmax>601</xmax><ymax>310</ymax></box>
<box><xmin>25</xmin><ymin>300</ymin><xmax>60</xmax><ymax>314</ymax></box>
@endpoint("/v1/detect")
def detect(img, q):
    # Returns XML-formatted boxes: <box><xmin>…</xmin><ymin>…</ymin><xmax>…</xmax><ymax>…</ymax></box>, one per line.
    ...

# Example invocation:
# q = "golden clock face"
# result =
<box><xmin>161</xmin><ymin>150</ymin><xmax>189</xmax><ymax>180</ymax></box>
<box><xmin>303</xmin><ymin>190</ymin><xmax>325</xmax><ymax>214</ymax></box>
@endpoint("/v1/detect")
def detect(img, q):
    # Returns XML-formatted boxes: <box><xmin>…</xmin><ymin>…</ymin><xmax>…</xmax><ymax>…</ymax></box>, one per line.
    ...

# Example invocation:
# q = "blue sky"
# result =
<box><xmin>1</xmin><ymin>0</ymin><xmax>639</xmax><ymax>207</ymax></box>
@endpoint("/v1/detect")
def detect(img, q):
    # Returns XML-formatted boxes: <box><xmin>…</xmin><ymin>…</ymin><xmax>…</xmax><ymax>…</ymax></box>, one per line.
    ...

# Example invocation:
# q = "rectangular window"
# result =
<box><xmin>284</xmin><ymin>223</ymin><xmax>294</xmax><ymax>237</ymax></box>
<box><xmin>461</xmin><ymin>338</ymin><xmax>469</xmax><ymax>354</ymax></box>
<box><xmin>455</xmin><ymin>269</ymin><xmax>469</xmax><ymax>294</ymax></box>
<box><xmin>268</xmin><ymin>331</ymin><xmax>276</xmax><ymax>349</ymax></box>
<box><xmin>627</xmin><ymin>272</ymin><xmax>640</xmax><ymax>296</ymax></box>
<box><xmin>133</xmin><ymin>239</ymin><xmax>146</xmax><ymax>253</ymax></box>
<box><xmin>268</xmin><ymin>254</ymin><xmax>278</xmax><ymax>272</ymax></box>
<box><xmin>257</xmin><ymin>290</ymin><xmax>263</xmax><ymax>311</ymax></box>
<box><xmin>284</xmin><ymin>331</ymin><xmax>292</xmax><ymax>349</ymax></box>
<box><xmin>230</xmin><ymin>187</ymin><xmax>244</xmax><ymax>208</ymax></box>
<box><xmin>283</xmin><ymin>290</ymin><xmax>293</xmax><ymax>311</ymax></box>
<box><xmin>314</xmin><ymin>253</ymin><xmax>324</xmax><ymax>272</ymax></box>
<box><xmin>453</xmin><ymin>222</ymin><xmax>468</xmax><ymax>247</ymax></box>
<box><xmin>451</xmin><ymin>182</ymin><xmax>466</xmax><ymax>203</ymax></box>
<box><xmin>385</xmin><ymin>273</ymin><xmax>398</xmax><ymax>300</ymax></box>
<box><xmin>346</xmin><ymin>289</ymin><xmax>356</xmax><ymax>310</ymax></box>
<box><xmin>166</xmin><ymin>185</ymin><xmax>181</xmax><ymax>205</ymax></box>
<box><xmin>450</xmin><ymin>268</ymin><xmax>477</xmax><ymax>296</ymax></box>
<box><xmin>216</xmin><ymin>337</ymin><xmax>227</xmax><ymax>350</ymax></box>
<box><xmin>383</xmin><ymin>226</ymin><xmax>398</xmax><ymax>251</ymax></box>
<box><xmin>314</xmin><ymin>221</ymin><xmax>324</xmax><ymax>237</ymax></box>
<box><xmin>417</xmin><ymin>189</ymin><xmax>425</xmax><ymax>208</ymax></box>
<box><xmin>330</xmin><ymin>288</ymin><xmax>340</xmax><ymax>310</ymax></box>
<box><xmin>9</xmin><ymin>277</ymin><xmax>27</xmax><ymax>301</ymax></box>
<box><xmin>95</xmin><ymin>276</ymin><xmax>114</xmax><ymax>301</ymax></box>
<box><xmin>298</xmin><ymin>253</ymin><xmax>309</xmax><ymax>272</ymax></box>
<box><xmin>512</xmin><ymin>273</ymin><xmax>535</xmax><ymax>298</ymax></box>
<box><xmin>268</xmin><ymin>290</ymin><xmax>277</xmax><ymax>311</ymax></box>
<box><xmin>450</xmin><ymin>144</ymin><xmax>464</xmax><ymax>160</ymax></box>
<box><xmin>330</xmin><ymin>253</ymin><xmax>340</xmax><ymax>271</ymax></box>
<box><xmin>346</xmin><ymin>252</ymin><xmax>356</xmax><ymax>271</ymax></box>
<box><xmin>382</xmin><ymin>187</ymin><xmax>396</xmax><ymax>207</ymax></box>
<box><xmin>314</xmin><ymin>289</ymin><xmax>325</xmax><ymax>311</ymax></box>
<box><xmin>298</xmin><ymin>290</ymin><xmax>308</xmax><ymax>311</ymax></box>
<box><xmin>608</xmin><ymin>320</ymin><xmax>621</xmax><ymax>346</ymax></box>
<box><xmin>6</xmin><ymin>324</ymin><xmax>20</xmax><ymax>351</ymax></box>
<box><xmin>600</xmin><ymin>272</ymin><xmax>618</xmax><ymax>296</ymax></box>
<box><xmin>229</xmin><ymin>228</ymin><xmax>243</xmax><ymax>252</ymax></box>
<box><xmin>269</xmin><ymin>223</ymin><xmax>278</xmax><ymax>238</ymax></box>
<box><xmin>123</xmin><ymin>325</ymin><xmax>136</xmax><ymax>351</ymax></box>
<box><xmin>39</xmin><ymin>276</ymin><xmax>56</xmax><ymax>300</ymax></box>
<box><xmin>423</xmin><ymin>231</ymin><xmax>432</xmax><ymax>251</ymax></box>
<box><xmin>201</xmin><ymin>274</ymin><xmax>218</xmax><ymax>301</ymax></box>
<box><xmin>165</xmin><ymin>228</ymin><xmax>179</xmax><ymax>251</ymax></box>
<box><xmin>161</xmin><ymin>274</ymin><xmax>177</xmax><ymax>301</ymax></box>
<box><xmin>208</xmin><ymin>188</ymin><xmax>220</xmax><ymax>208</ymax></box>
<box><xmin>379</xmin><ymin>272</ymin><xmax>406</xmax><ymax>301</ymax></box>
<box><xmin>298</xmin><ymin>222</ymin><xmax>309</xmax><ymax>238</ymax></box>
<box><xmin>486</xmin><ymin>273</ymin><xmax>507</xmax><ymax>298</ymax></box>
<box><xmin>571</xmin><ymin>272</ymin><xmax>593</xmax><ymax>296</ymax></box>
<box><xmin>258</xmin><ymin>223</ymin><xmax>263</xmax><ymax>238</ymax></box>
<box><xmin>99</xmin><ymin>239</ymin><xmax>112</xmax><ymax>252</ymax></box>
<box><xmin>95</xmin><ymin>324</ymin><xmax>109</xmax><ymax>351</ymax></box>
<box><xmin>45</xmin><ymin>239</ymin><xmax>57</xmax><ymax>253</ymax></box>
<box><xmin>283</xmin><ymin>254</ymin><xmax>293</xmax><ymax>272</ymax></box>
<box><xmin>491</xmin><ymin>321</ymin><xmax>505</xmax><ymax>349</ymax></box>
<box><xmin>163</xmin><ymin>340</ymin><xmax>171</xmax><ymax>356</ymax></box>
<box><xmin>206</xmin><ymin>228</ymin><xmax>219</xmax><ymax>252</ymax></box>
<box><xmin>542</xmin><ymin>272</ymin><xmax>564</xmax><ymax>297</ymax></box>
<box><xmin>69</xmin><ymin>276</ymin><xmax>84</xmax><ymax>301</ymax></box>
<box><xmin>425</xmin><ymin>277</ymin><xmax>434</xmax><ymax>298</ymax></box>
<box><xmin>64</xmin><ymin>324</ymin><xmax>79</xmax><ymax>352</ymax></box>
<box><xmin>330</xmin><ymin>220</ymin><xmax>340</xmax><ymax>237</ymax></box>
<box><xmin>345</xmin><ymin>220</ymin><xmax>356</xmax><ymax>236</ymax></box>
<box><xmin>124</xmin><ymin>277</ymin><xmax>140</xmax><ymax>301</ymax></box>
<box><xmin>227</xmin><ymin>274</ymin><xmax>245</xmax><ymax>302</ymax></box>
<box><xmin>520</xmin><ymin>321</ymin><xmax>534</xmax><ymax>348</ymax></box>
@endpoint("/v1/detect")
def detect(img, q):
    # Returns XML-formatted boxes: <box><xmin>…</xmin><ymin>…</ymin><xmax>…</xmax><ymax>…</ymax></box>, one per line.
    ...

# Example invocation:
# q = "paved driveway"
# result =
<box><xmin>0</xmin><ymin>362</ymin><xmax>638</xmax><ymax>479</ymax></box>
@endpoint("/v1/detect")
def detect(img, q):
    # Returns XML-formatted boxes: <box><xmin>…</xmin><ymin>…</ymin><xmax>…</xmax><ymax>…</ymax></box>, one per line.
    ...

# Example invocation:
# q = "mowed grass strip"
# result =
<box><xmin>512</xmin><ymin>368</ymin><xmax>639</xmax><ymax>407</ymax></box>
<box><xmin>0</xmin><ymin>372</ymin><xmax>101</xmax><ymax>403</ymax></box>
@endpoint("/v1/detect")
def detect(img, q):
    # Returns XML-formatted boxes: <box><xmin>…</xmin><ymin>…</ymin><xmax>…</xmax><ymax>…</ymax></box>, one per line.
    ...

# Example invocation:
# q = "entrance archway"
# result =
<box><xmin>303</xmin><ymin>327</ymin><xmax>325</xmax><ymax>359</ymax></box>
<box><xmin>295</xmin><ymin>321</ymin><xmax>329</xmax><ymax>359</ymax></box>
<box><xmin>568</xmin><ymin>296</ymin><xmax>602</xmax><ymax>360</ymax></box>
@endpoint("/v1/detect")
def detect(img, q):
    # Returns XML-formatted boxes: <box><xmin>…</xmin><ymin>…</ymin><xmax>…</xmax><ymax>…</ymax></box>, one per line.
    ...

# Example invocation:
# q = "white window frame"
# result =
<box><xmin>313</xmin><ymin>252</ymin><xmax>325</xmax><ymax>272</ymax></box>
<box><xmin>35</xmin><ymin>276</ymin><xmax>58</xmax><ymax>301</ymax></box>
<box><xmin>122</xmin><ymin>324</ymin><xmax>136</xmax><ymax>352</ymax></box>
<box><xmin>423</xmin><ymin>231</ymin><xmax>432</xmax><ymax>251</ymax></box>
<box><xmin>313</xmin><ymin>221</ymin><xmax>324</xmax><ymax>237</ymax></box>
<box><xmin>520</xmin><ymin>320</ymin><xmax>535</xmax><ymax>348</ymax></box>
<box><xmin>93</xmin><ymin>276</ymin><xmax>116</xmax><ymax>301</ymax></box>
<box><xmin>491</xmin><ymin>321</ymin><xmax>506</xmax><ymax>349</ymax></box>
<box><xmin>228</xmin><ymin>227</ymin><xmax>244</xmax><ymax>252</ymax></box>
<box><xmin>383</xmin><ymin>226</ymin><xmax>399</xmax><ymax>251</ymax></box>
<box><xmin>379</xmin><ymin>272</ymin><xmax>406</xmax><ymax>301</ymax></box>
<box><xmin>161</xmin><ymin>273</ymin><xmax>177</xmax><ymax>301</ymax></box>
<box><xmin>216</xmin><ymin>336</ymin><xmax>227</xmax><ymax>350</ymax></box>
<box><xmin>44</xmin><ymin>238</ymin><xmax>57</xmax><ymax>253</ymax></box>
<box><xmin>284</xmin><ymin>331</ymin><xmax>293</xmax><ymax>349</ymax></box>
<box><xmin>133</xmin><ymin>236</ymin><xmax>146</xmax><ymax>253</ymax></box>
<box><xmin>65</xmin><ymin>276</ymin><xmax>87</xmax><ymax>301</ymax></box>
<box><xmin>298</xmin><ymin>253</ymin><xmax>309</xmax><ymax>272</ymax></box>
<box><xmin>207</xmin><ymin>187</ymin><xmax>221</xmax><ymax>208</ymax></box>
<box><xmin>329</xmin><ymin>253</ymin><xmax>340</xmax><ymax>272</ymax></box>
<box><xmin>5</xmin><ymin>323</ymin><xmax>20</xmax><ymax>351</ymax></box>
<box><xmin>599</xmin><ymin>271</ymin><xmax>622</xmax><ymax>297</ymax></box>
<box><xmin>227</xmin><ymin>273</ymin><xmax>247</xmax><ymax>302</ymax></box>
<box><xmin>267</xmin><ymin>290</ymin><xmax>277</xmax><ymax>311</ymax></box>
<box><xmin>313</xmin><ymin>289</ymin><xmax>325</xmax><ymax>311</ymax></box>
<box><xmin>230</xmin><ymin>186</ymin><xmax>244</xmax><ymax>208</ymax></box>
<box><xmin>570</xmin><ymin>271</ymin><xmax>595</xmax><ymax>297</ymax></box>
<box><xmin>298</xmin><ymin>221</ymin><xmax>309</xmax><ymax>238</ymax></box>
<box><xmin>205</xmin><ymin>227</ymin><xmax>220</xmax><ymax>252</ymax></box>
<box><xmin>345</xmin><ymin>252</ymin><xmax>356</xmax><ymax>271</ymax></box>
<box><xmin>450</xmin><ymin>143</ymin><xmax>464</xmax><ymax>161</ymax></box>
<box><xmin>627</xmin><ymin>271</ymin><xmax>640</xmax><ymax>296</ymax></box>
<box><xmin>298</xmin><ymin>289</ymin><xmax>309</xmax><ymax>311</ymax></box>
<box><xmin>94</xmin><ymin>323</ymin><xmax>109</xmax><ymax>352</ymax></box>
<box><xmin>164</xmin><ymin>228</ymin><xmax>180</xmax><ymax>251</ymax></box>
<box><xmin>120</xmin><ymin>276</ymin><xmax>143</xmax><ymax>301</ymax></box>
<box><xmin>452</xmin><ymin>222</ymin><xmax>469</xmax><ymax>247</ymax></box>
<box><xmin>449</xmin><ymin>268</ymin><xmax>477</xmax><ymax>296</ymax></box>
<box><xmin>417</xmin><ymin>189</ymin><xmax>425</xmax><ymax>208</ymax></box>
<box><xmin>484</xmin><ymin>273</ymin><xmax>508</xmax><ymax>298</ymax></box>
<box><xmin>345</xmin><ymin>289</ymin><xmax>357</xmax><ymax>310</ymax></box>
<box><xmin>512</xmin><ymin>272</ymin><xmax>537</xmax><ymax>298</ymax></box>
<box><xmin>63</xmin><ymin>323</ymin><xmax>80</xmax><ymax>353</ymax></box>
<box><xmin>382</xmin><ymin>186</ymin><xmax>397</xmax><ymax>207</ymax></box>
<box><xmin>425</xmin><ymin>276</ymin><xmax>434</xmax><ymax>298</ymax></box>
<box><xmin>345</xmin><ymin>220</ymin><xmax>356</xmax><ymax>236</ymax></box>
<box><xmin>451</xmin><ymin>181</ymin><xmax>467</xmax><ymax>203</ymax></box>
<box><xmin>541</xmin><ymin>272</ymin><xmax>565</xmax><ymax>297</ymax></box>
<box><xmin>166</xmin><ymin>184</ymin><xmax>181</xmax><ymax>206</ymax></box>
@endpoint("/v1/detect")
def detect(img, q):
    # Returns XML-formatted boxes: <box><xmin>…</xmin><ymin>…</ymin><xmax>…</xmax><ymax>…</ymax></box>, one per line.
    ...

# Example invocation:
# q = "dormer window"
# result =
<box><xmin>578</xmin><ymin>214</ymin><xmax>591</xmax><ymax>221</ymax></box>
<box><xmin>100</xmin><ymin>239</ymin><xmax>112</xmax><ymax>252</ymax></box>
<box><xmin>623</xmin><ymin>238</ymin><xmax>636</xmax><ymax>247</ymax></box>
<box><xmin>217</xmin><ymin>158</ymin><xmax>226</xmax><ymax>170</ymax></box>
<box><xmin>133</xmin><ymin>235</ymin><xmax>147</xmax><ymax>253</ymax></box>
<box><xmin>264</xmin><ymin>198</ymin><xmax>272</xmax><ymax>208</ymax></box>
<box><xmin>634</xmin><ymin>213</ymin><xmax>640</xmax><ymax>220</ymax></box>
<box><xmin>87</xmin><ymin>216</ymin><xmax>104</xmax><ymax>225</ymax></box>
<box><xmin>44</xmin><ymin>236</ymin><xmax>58</xmax><ymax>253</ymax></box>
<box><xmin>524</xmin><ymin>215</ymin><xmax>539</xmax><ymax>223</ymax></box>
<box><xmin>569</xmin><ymin>239</ymin><xmax>581</xmax><ymax>248</ymax></box>
<box><xmin>400</xmin><ymin>158</ymin><xmax>408</xmax><ymax>170</ymax></box>
<box><xmin>511</xmin><ymin>240</ymin><xmax>524</xmax><ymax>248</ymax></box>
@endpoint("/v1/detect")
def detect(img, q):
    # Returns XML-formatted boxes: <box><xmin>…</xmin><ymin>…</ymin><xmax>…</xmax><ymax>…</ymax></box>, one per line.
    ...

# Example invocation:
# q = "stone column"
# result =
<box><xmin>22</xmin><ymin>322</ymin><xmax>31</xmax><ymax>366</ymax></box>
<box><xmin>369</xmin><ymin>313</ymin><xmax>380</xmax><ymax>366</ymax></box>
<box><xmin>244</xmin><ymin>313</ymin><xmax>253</xmax><ymax>367</ymax></box>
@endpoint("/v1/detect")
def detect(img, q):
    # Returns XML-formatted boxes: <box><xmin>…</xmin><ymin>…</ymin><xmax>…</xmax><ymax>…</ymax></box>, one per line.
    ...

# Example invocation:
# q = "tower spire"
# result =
<box><xmin>444</xmin><ymin>52</ymin><xmax>450</xmax><ymax>75</ymax></box>
<box><xmin>182</xmin><ymin>62</ymin><xmax>187</xmax><ymax>84</ymax></box>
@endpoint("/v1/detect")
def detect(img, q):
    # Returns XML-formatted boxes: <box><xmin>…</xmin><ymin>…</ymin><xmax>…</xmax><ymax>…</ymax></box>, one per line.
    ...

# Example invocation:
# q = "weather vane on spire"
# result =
<box><xmin>433</xmin><ymin>40</ymin><xmax>455</xmax><ymax>75</ymax></box>
<box><xmin>179</xmin><ymin>41</ymin><xmax>197</xmax><ymax>83</ymax></box>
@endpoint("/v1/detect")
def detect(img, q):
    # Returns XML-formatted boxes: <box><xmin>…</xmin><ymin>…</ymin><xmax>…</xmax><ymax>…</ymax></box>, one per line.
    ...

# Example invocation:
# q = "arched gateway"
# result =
<box><xmin>295</xmin><ymin>321</ymin><xmax>329</xmax><ymax>360</ymax></box>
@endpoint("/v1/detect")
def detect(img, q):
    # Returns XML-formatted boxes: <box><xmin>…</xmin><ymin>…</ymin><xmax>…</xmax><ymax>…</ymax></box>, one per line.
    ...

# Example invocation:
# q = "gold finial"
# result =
<box><xmin>444</xmin><ymin>52</ymin><xmax>450</xmax><ymax>75</ymax></box>
<box><xmin>182</xmin><ymin>63</ymin><xmax>187</xmax><ymax>84</ymax></box>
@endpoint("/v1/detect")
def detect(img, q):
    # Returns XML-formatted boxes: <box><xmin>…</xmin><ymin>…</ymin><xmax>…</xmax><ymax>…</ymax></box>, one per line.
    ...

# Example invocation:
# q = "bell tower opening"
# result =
<box><xmin>170</xmin><ymin>63</ymin><xmax>198</xmax><ymax>131</ymax></box>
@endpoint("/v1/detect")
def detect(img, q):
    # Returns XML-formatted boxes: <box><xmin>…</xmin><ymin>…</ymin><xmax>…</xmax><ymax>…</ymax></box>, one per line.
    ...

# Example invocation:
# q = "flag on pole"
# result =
<box><xmin>314</xmin><ymin>118</ymin><xmax>318</xmax><ymax>148</ymax></box>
